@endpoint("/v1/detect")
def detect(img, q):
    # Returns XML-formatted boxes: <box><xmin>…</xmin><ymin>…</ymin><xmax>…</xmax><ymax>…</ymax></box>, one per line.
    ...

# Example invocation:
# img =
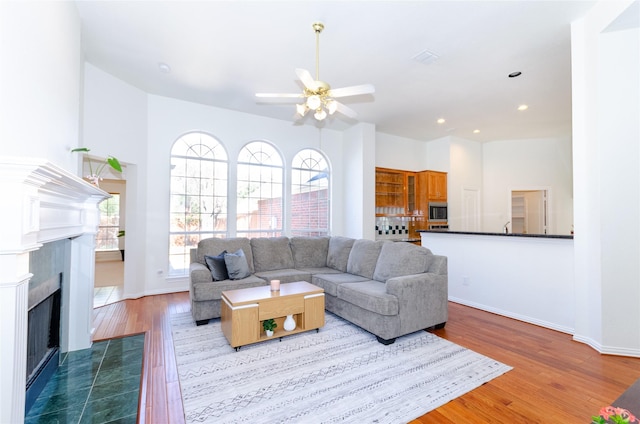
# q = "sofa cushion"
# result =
<box><xmin>204</xmin><ymin>251</ymin><xmax>229</xmax><ymax>281</ymax></box>
<box><xmin>372</xmin><ymin>242</ymin><xmax>430</xmax><ymax>282</ymax></box>
<box><xmin>254</xmin><ymin>269</ymin><xmax>312</xmax><ymax>285</ymax></box>
<box><xmin>346</xmin><ymin>239</ymin><xmax>386</xmax><ymax>279</ymax></box>
<box><xmin>290</xmin><ymin>236</ymin><xmax>329</xmax><ymax>268</ymax></box>
<box><xmin>337</xmin><ymin>281</ymin><xmax>399</xmax><ymax>316</ymax></box>
<box><xmin>224</xmin><ymin>249</ymin><xmax>251</xmax><ymax>280</ymax></box>
<box><xmin>192</xmin><ymin>275</ymin><xmax>266</xmax><ymax>301</ymax></box>
<box><xmin>251</xmin><ymin>237</ymin><xmax>295</xmax><ymax>272</ymax></box>
<box><xmin>196</xmin><ymin>237</ymin><xmax>254</xmax><ymax>273</ymax></box>
<box><xmin>312</xmin><ymin>273</ymin><xmax>369</xmax><ymax>297</ymax></box>
<box><xmin>327</xmin><ymin>236</ymin><xmax>355</xmax><ymax>272</ymax></box>
<box><xmin>296</xmin><ymin>267</ymin><xmax>342</xmax><ymax>276</ymax></box>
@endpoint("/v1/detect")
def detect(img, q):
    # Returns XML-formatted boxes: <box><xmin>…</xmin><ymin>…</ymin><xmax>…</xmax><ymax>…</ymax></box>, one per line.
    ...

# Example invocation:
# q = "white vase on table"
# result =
<box><xmin>283</xmin><ymin>315</ymin><xmax>296</xmax><ymax>331</ymax></box>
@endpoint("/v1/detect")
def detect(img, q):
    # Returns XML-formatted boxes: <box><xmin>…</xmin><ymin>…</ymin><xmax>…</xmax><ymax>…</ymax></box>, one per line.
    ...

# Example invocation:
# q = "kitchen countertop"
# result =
<box><xmin>375</xmin><ymin>238</ymin><xmax>421</xmax><ymax>243</ymax></box>
<box><xmin>418</xmin><ymin>230</ymin><xmax>573</xmax><ymax>240</ymax></box>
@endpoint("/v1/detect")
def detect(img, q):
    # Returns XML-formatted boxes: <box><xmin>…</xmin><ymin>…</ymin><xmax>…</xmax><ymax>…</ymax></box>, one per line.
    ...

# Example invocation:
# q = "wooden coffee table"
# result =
<box><xmin>220</xmin><ymin>281</ymin><xmax>325</xmax><ymax>350</ymax></box>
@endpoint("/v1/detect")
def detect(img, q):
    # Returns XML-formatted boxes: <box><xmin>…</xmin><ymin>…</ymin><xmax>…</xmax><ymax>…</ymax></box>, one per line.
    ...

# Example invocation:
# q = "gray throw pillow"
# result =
<box><xmin>224</xmin><ymin>249</ymin><xmax>251</xmax><ymax>280</ymax></box>
<box><xmin>204</xmin><ymin>251</ymin><xmax>228</xmax><ymax>281</ymax></box>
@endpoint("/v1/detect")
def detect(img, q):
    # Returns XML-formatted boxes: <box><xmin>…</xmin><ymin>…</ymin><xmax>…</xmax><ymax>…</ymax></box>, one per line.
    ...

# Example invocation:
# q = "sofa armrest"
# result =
<box><xmin>426</xmin><ymin>254</ymin><xmax>448</xmax><ymax>276</ymax></box>
<box><xmin>190</xmin><ymin>262</ymin><xmax>212</xmax><ymax>286</ymax></box>
<box><xmin>385</xmin><ymin>273</ymin><xmax>448</xmax><ymax>329</ymax></box>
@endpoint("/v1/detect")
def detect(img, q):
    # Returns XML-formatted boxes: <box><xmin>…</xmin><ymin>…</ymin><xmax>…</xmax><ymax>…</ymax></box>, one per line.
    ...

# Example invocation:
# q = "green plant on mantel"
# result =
<box><xmin>71</xmin><ymin>147</ymin><xmax>122</xmax><ymax>185</ymax></box>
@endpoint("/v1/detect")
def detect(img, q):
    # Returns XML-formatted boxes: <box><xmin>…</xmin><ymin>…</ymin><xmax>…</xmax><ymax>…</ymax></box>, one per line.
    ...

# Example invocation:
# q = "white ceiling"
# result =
<box><xmin>75</xmin><ymin>0</ymin><xmax>597</xmax><ymax>142</ymax></box>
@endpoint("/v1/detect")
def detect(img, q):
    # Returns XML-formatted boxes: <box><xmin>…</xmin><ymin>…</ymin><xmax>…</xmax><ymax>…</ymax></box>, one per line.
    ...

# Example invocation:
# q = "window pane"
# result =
<box><xmin>291</xmin><ymin>149</ymin><xmax>330</xmax><ymax>237</ymax></box>
<box><xmin>97</xmin><ymin>194</ymin><xmax>120</xmax><ymax>251</ymax></box>
<box><xmin>169</xmin><ymin>133</ymin><xmax>228</xmax><ymax>276</ymax></box>
<box><xmin>237</xmin><ymin>141</ymin><xmax>283</xmax><ymax>238</ymax></box>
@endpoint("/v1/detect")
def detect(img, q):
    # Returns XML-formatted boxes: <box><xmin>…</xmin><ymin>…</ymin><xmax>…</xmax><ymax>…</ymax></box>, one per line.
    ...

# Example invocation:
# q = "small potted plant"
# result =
<box><xmin>71</xmin><ymin>147</ymin><xmax>122</xmax><ymax>186</ymax></box>
<box><xmin>262</xmin><ymin>319</ymin><xmax>277</xmax><ymax>337</ymax></box>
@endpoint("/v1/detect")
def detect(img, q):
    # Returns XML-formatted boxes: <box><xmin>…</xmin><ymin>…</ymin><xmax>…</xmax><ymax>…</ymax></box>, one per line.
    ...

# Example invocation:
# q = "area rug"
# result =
<box><xmin>170</xmin><ymin>312</ymin><xmax>511</xmax><ymax>423</ymax></box>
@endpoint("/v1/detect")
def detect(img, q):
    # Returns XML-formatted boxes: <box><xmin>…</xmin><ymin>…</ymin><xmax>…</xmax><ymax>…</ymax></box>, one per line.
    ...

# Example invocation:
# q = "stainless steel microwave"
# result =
<box><xmin>429</xmin><ymin>202</ymin><xmax>448</xmax><ymax>222</ymax></box>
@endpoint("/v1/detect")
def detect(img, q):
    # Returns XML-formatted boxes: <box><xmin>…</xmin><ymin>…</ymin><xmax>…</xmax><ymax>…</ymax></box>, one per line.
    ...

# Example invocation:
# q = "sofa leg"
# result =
<box><xmin>376</xmin><ymin>336</ymin><xmax>396</xmax><ymax>345</ymax></box>
<box><xmin>428</xmin><ymin>322</ymin><xmax>446</xmax><ymax>330</ymax></box>
<box><xmin>195</xmin><ymin>319</ymin><xmax>209</xmax><ymax>326</ymax></box>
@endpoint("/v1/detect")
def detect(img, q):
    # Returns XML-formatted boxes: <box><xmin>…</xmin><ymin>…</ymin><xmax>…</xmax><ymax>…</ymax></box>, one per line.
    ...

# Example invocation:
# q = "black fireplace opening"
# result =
<box><xmin>25</xmin><ymin>275</ymin><xmax>62</xmax><ymax>414</ymax></box>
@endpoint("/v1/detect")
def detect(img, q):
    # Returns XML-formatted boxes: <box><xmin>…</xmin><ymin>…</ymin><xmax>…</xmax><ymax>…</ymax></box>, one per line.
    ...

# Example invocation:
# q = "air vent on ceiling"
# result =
<box><xmin>412</xmin><ymin>49</ymin><xmax>439</xmax><ymax>65</ymax></box>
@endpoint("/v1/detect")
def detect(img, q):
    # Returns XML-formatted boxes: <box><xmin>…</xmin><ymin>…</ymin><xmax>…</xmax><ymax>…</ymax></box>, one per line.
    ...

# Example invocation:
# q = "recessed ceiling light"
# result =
<box><xmin>473</xmin><ymin>129</ymin><xmax>480</xmax><ymax>134</ymax></box>
<box><xmin>518</xmin><ymin>104</ymin><xmax>528</xmax><ymax>111</ymax></box>
<box><xmin>437</xmin><ymin>118</ymin><xmax>445</xmax><ymax>124</ymax></box>
<box><xmin>158</xmin><ymin>62</ymin><xmax>171</xmax><ymax>74</ymax></box>
<box><xmin>508</xmin><ymin>71</ymin><xmax>522</xmax><ymax>78</ymax></box>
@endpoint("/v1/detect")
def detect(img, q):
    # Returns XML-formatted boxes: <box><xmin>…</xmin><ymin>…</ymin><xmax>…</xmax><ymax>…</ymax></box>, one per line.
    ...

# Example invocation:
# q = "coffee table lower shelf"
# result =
<box><xmin>220</xmin><ymin>281</ymin><xmax>325</xmax><ymax>350</ymax></box>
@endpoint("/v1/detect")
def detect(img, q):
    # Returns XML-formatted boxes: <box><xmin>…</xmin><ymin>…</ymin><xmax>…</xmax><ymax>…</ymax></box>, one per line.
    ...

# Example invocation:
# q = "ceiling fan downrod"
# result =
<box><xmin>312</xmin><ymin>22</ymin><xmax>324</xmax><ymax>82</ymax></box>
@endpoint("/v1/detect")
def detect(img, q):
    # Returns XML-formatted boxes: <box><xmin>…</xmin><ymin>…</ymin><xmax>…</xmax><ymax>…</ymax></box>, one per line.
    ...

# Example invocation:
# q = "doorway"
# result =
<box><xmin>511</xmin><ymin>190</ymin><xmax>548</xmax><ymax>234</ymax></box>
<box><xmin>94</xmin><ymin>179</ymin><xmax>126</xmax><ymax>307</ymax></box>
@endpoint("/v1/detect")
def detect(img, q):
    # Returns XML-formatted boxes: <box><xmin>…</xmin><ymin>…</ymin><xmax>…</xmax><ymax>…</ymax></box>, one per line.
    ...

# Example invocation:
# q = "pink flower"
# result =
<box><xmin>597</xmin><ymin>405</ymin><xmax>638</xmax><ymax>423</ymax></box>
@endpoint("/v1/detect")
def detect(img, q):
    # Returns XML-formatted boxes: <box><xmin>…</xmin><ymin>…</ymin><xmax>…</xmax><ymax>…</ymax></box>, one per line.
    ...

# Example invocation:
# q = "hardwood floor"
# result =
<box><xmin>92</xmin><ymin>293</ymin><xmax>640</xmax><ymax>423</ymax></box>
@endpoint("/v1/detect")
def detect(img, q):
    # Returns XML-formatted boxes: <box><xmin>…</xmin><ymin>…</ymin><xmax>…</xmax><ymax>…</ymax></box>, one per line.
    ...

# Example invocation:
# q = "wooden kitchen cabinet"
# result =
<box><xmin>416</xmin><ymin>170</ymin><xmax>448</xmax><ymax>223</ymax></box>
<box><xmin>425</xmin><ymin>171</ymin><xmax>447</xmax><ymax>201</ymax></box>
<box><xmin>375</xmin><ymin>168</ymin><xmax>404</xmax><ymax>212</ymax></box>
<box><xmin>375</xmin><ymin>168</ymin><xmax>416</xmax><ymax>215</ymax></box>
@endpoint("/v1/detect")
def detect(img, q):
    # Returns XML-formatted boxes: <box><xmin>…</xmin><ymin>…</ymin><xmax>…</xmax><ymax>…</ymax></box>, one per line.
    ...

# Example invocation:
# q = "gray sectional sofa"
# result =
<box><xmin>189</xmin><ymin>236</ymin><xmax>448</xmax><ymax>344</ymax></box>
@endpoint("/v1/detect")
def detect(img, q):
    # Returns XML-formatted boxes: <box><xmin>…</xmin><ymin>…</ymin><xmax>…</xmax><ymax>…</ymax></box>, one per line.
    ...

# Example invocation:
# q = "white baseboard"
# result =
<box><xmin>448</xmin><ymin>296</ymin><xmax>575</xmax><ymax>335</ymax></box>
<box><xmin>573</xmin><ymin>334</ymin><xmax>640</xmax><ymax>357</ymax></box>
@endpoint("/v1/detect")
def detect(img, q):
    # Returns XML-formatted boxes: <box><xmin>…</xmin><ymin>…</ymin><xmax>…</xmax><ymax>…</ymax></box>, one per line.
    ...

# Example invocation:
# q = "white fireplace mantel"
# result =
<box><xmin>0</xmin><ymin>156</ymin><xmax>110</xmax><ymax>423</ymax></box>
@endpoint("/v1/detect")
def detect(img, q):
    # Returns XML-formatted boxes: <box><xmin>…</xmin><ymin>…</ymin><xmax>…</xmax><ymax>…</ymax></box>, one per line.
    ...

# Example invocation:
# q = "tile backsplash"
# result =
<box><xmin>375</xmin><ymin>216</ymin><xmax>411</xmax><ymax>240</ymax></box>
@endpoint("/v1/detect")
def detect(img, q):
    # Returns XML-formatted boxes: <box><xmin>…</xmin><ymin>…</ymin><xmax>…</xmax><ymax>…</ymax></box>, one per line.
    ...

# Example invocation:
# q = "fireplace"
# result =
<box><xmin>26</xmin><ymin>274</ymin><xmax>61</xmax><ymax>411</ymax></box>
<box><xmin>0</xmin><ymin>158</ymin><xmax>110</xmax><ymax>423</ymax></box>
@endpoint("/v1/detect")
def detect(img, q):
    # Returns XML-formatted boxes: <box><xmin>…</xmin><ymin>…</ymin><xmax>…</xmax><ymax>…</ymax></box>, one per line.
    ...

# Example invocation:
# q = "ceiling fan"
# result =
<box><xmin>256</xmin><ymin>22</ymin><xmax>375</xmax><ymax>121</ymax></box>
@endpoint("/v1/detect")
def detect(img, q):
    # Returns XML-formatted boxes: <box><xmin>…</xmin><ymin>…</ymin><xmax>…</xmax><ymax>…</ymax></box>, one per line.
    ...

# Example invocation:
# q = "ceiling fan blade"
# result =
<box><xmin>295</xmin><ymin>68</ymin><xmax>316</xmax><ymax>90</ymax></box>
<box><xmin>256</xmin><ymin>93</ymin><xmax>303</xmax><ymax>99</ymax></box>
<box><xmin>334</xmin><ymin>101</ymin><xmax>358</xmax><ymax>119</ymax></box>
<box><xmin>329</xmin><ymin>84</ymin><xmax>375</xmax><ymax>98</ymax></box>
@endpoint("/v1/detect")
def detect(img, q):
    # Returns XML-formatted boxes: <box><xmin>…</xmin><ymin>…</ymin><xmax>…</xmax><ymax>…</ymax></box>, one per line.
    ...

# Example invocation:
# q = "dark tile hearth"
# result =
<box><xmin>25</xmin><ymin>334</ymin><xmax>144</xmax><ymax>424</ymax></box>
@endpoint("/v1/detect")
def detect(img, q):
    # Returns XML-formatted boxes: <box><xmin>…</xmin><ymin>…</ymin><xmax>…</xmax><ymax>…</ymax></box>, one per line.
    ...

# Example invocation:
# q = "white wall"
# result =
<box><xmin>143</xmin><ymin>94</ymin><xmax>348</xmax><ymax>293</ymax></box>
<box><xmin>425</xmin><ymin>136</ymin><xmax>451</xmax><ymax>172</ymax></box>
<box><xmin>598</xmin><ymin>26</ymin><xmax>640</xmax><ymax>352</ymax></box>
<box><xmin>571</xmin><ymin>0</ymin><xmax>639</xmax><ymax>356</ymax></box>
<box><xmin>448</xmin><ymin>137</ymin><xmax>483</xmax><ymax>231</ymax></box>
<box><xmin>375</xmin><ymin>132</ymin><xmax>428</xmax><ymax>171</ymax></box>
<box><xmin>482</xmin><ymin>137</ymin><xmax>573</xmax><ymax>235</ymax></box>
<box><xmin>0</xmin><ymin>1</ymin><xmax>81</xmax><ymax>172</ymax></box>
<box><xmin>82</xmin><ymin>64</ymin><xmax>148</xmax><ymax>297</ymax></box>
<box><xmin>421</xmin><ymin>232</ymin><xmax>575</xmax><ymax>333</ymax></box>
<box><xmin>0</xmin><ymin>2</ymin><xmax>83</xmax><ymax>421</ymax></box>
<box><xmin>344</xmin><ymin>123</ymin><xmax>376</xmax><ymax>239</ymax></box>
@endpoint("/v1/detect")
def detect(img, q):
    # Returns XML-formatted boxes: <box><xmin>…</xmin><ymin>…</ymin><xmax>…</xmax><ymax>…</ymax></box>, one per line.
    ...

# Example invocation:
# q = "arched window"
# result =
<box><xmin>169</xmin><ymin>132</ymin><xmax>228</xmax><ymax>275</ymax></box>
<box><xmin>236</xmin><ymin>141</ymin><xmax>283</xmax><ymax>238</ymax></box>
<box><xmin>291</xmin><ymin>149</ymin><xmax>330</xmax><ymax>236</ymax></box>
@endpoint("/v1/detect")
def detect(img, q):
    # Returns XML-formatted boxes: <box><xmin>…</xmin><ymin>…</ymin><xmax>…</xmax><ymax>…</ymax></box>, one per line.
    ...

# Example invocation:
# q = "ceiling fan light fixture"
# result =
<box><xmin>296</xmin><ymin>103</ymin><xmax>308</xmax><ymax>116</ymax></box>
<box><xmin>256</xmin><ymin>22</ymin><xmax>374</xmax><ymax>122</ymax></box>
<box><xmin>307</xmin><ymin>95</ymin><xmax>321</xmax><ymax>110</ymax></box>
<box><xmin>326</xmin><ymin>99</ymin><xmax>338</xmax><ymax>115</ymax></box>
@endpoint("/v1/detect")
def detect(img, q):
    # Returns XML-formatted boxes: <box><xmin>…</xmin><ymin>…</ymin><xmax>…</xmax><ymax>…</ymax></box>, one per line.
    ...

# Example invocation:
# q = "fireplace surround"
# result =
<box><xmin>0</xmin><ymin>157</ymin><xmax>109</xmax><ymax>423</ymax></box>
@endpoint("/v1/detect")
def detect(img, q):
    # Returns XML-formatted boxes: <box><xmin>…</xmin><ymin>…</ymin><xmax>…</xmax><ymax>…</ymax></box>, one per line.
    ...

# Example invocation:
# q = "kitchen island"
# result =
<box><xmin>419</xmin><ymin>229</ymin><xmax>574</xmax><ymax>334</ymax></box>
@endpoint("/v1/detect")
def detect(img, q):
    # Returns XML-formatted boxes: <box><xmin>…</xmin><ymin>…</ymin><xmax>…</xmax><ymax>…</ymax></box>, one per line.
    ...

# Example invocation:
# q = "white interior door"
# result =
<box><xmin>462</xmin><ymin>188</ymin><xmax>480</xmax><ymax>232</ymax></box>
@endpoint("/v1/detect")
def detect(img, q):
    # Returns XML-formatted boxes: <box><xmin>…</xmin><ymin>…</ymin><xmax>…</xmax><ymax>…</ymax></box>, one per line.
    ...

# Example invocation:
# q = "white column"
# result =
<box><xmin>0</xmin><ymin>255</ymin><xmax>31</xmax><ymax>423</ymax></box>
